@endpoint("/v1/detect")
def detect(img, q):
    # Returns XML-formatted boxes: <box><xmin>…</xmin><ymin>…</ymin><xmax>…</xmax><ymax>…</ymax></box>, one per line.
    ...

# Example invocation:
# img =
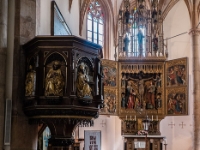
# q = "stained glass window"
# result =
<box><xmin>87</xmin><ymin>0</ymin><xmax>104</xmax><ymax>46</ymax></box>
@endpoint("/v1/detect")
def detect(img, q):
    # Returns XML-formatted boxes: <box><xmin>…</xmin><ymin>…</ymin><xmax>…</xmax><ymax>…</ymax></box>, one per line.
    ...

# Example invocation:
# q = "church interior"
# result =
<box><xmin>0</xmin><ymin>0</ymin><xmax>199</xmax><ymax>150</ymax></box>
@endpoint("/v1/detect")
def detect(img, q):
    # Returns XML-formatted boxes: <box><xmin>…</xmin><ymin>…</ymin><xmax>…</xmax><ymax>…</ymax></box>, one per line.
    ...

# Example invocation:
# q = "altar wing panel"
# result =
<box><xmin>100</xmin><ymin>59</ymin><xmax>118</xmax><ymax>115</ymax></box>
<box><xmin>165</xmin><ymin>57</ymin><xmax>188</xmax><ymax>115</ymax></box>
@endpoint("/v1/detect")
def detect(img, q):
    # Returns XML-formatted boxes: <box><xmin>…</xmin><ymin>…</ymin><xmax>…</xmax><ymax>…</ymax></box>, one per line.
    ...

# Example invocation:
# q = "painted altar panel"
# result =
<box><xmin>165</xmin><ymin>57</ymin><xmax>187</xmax><ymax>87</ymax></box>
<box><xmin>165</xmin><ymin>57</ymin><xmax>188</xmax><ymax>115</ymax></box>
<box><xmin>166</xmin><ymin>87</ymin><xmax>188</xmax><ymax>115</ymax></box>
<box><xmin>100</xmin><ymin>59</ymin><xmax>118</xmax><ymax>115</ymax></box>
<box><xmin>100</xmin><ymin>88</ymin><xmax>118</xmax><ymax>115</ymax></box>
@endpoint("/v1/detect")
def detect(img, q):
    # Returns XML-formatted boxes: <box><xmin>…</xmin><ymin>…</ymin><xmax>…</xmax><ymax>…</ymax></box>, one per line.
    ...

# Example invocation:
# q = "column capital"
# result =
<box><xmin>189</xmin><ymin>28</ymin><xmax>200</xmax><ymax>35</ymax></box>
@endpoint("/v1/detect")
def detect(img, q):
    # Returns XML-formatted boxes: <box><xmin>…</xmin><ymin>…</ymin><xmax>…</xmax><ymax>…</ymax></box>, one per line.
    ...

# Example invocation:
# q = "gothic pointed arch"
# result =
<box><xmin>184</xmin><ymin>0</ymin><xmax>193</xmax><ymax>22</ymax></box>
<box><xmin>161</xmin><ymin>0</ymin><xmax>181</xmax><ymax>20</ymax></box>
<box><xmin>79</xmin><ymin>0</ymin><xmax>115</xmax><ymax>59</ymax></box>
<box><xmin>69</xmin><ymin>0</ymin><xmax>73</xmax><ymax>12</ymax></box>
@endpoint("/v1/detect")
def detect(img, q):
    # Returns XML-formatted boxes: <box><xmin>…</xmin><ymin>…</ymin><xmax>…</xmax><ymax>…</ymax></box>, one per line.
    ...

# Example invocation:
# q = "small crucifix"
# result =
<box><xmin>168</xmin><ymin>122</ymin><xmax>175</xmax><ymax>128</ymax></box>
<box><xmin>100</xmin><ymin>120</ymin><xmax>106</xmax><ymax>127</ymax></box>
<box><xmin>179</xmin><ymin>122</ymin><xmax>186</xmax><ymax>129</ymax></box>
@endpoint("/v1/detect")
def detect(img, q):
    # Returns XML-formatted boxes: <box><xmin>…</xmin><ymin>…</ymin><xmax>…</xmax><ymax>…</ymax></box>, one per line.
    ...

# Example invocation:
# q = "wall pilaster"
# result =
<box><xmin>11</xmin><ymin>0</ymin><xmax>38</xmax><ymax>150</ymax></box>
<box><xmin>190</xmin><ymin>28</ymin><xmax>200</xmax><ymax>150</ymax></box>
<box><xmin>0</xmin><ymin>0</ymin><xmax>7</xmax><ymax>148</ymax></box>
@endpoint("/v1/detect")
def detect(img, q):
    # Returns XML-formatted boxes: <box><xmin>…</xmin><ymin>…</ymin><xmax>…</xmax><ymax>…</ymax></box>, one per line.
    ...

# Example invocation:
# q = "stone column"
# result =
<box><xmin>192</xmin><ymin>28</ymin><xmax>200</xmax><ymax>150</ymax></box>
<box><xmin>191</xmin><ymin>2</ymin><xmax>200</xmax><ymax>149</ymax></box>
<box><xmin>11</xmin><ymin>0</ymin><xmax>38</xmax><ymax>149</ymax></box>
<box><xmin>0</xmin><ymin>0</ymin><xmax>7</xmax><ymax>148</ymax></box>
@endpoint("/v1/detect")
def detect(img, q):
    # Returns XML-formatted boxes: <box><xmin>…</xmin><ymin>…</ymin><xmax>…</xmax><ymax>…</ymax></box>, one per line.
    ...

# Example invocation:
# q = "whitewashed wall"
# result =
<box><xmin>38</xmin><ymin>0</ymin><xmax>82</xmax><ymax>37</ymax></box>
<box><xmin>161</xmin><ymin>1</ymin><xmax>193</xmax><ymax>150</ymax></box>
<box><xmin>79</xmin><ymin>115</ymin><xmax>123</xmax><ymax>150</ymax></box>
<box><xmin>37</xmin><ymin>0</ymin><xmax>193</xmax><ymax>150</ymax></box>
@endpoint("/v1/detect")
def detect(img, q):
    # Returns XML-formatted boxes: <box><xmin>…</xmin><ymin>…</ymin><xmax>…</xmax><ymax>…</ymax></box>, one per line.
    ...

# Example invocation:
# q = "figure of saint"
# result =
<box><xmin>175</xmin><ymin>94</ymin><xmax>182</xmax><ymax>113</ymax></box>
<box><xmin>167</xmin><ymin>97</ymin><xmax>174</xmax><ymax>113</ymax></box>
<box><xmin>126</xmin><ymin>81</ymin><xmax>135</xmax><ymax>109</ymax></box>
<box><xmin>176</xmin><ymin>66</ymin><xmax>183</xmax><ymax>84</ymax></box>
<box><xmin>123</xmin><ymin>34</ymin><xmax>130</xmax><ymax>52</ymax></box>
<box><xmin>137</xmin><ymin>29</ymin><xmax>144</xmax><ymax>55</ymax></box>
<box><xmin>134</xmin><ymin>98</ymin><xmax>140</xmax><ymax>110</ymax></box>
<box><xmin>124</xmin><ymin>6</ymin><xmax>130</xmax><ymax>24</ymax></box>
<box><xmin>146</xmin><ymin>81</ymin><xmax>156</xmax><ymax>108</ymax></box>
<box><xmin>152</xmin><ymin>9</ymin><xmax>158</xmax><ymax>23</ymax></box>
<box><xmin>25</xmin><ymin>65</ymin><xmax>35</xmax><ymax>96</ymax></box>
<box><xmin>152</xmin><ymin>35</ymin><xmax>158</xmax><ymax>51</ymax></box>
<box><xmin>179</xmin><ymin>95</ymin><xmax>185</xmax><ymax>113</ymax></box>
<box><xmin>142</xmin><ymin>100</ymin><xmax>146</xmax><ymax>110</ymax></box>
<box><xmin>109</xmin><ymin>97</ymin><xmax>116</xmax><ymax>113</ymax></box>
<box><xmin>121</xmin><ymin>93</ymin><xmax>126</xmax><ymax>108</ymax></box>
<box><xmin>168</xmin><ymin>67</ymin><xmax>176</xmax><ymax>86</ymax></box>
<box><xmin>167</xmin><ymin>94</ymin><xmax>176</xmax><ymax>114</ymax></box>
<box><xmin>110</xmin><ymin>77</ymin><xmax>116</xmax><ymax>86</ymax></box>
<box><xmin>103</xmin><ymin>67</ymin><xmax>109</xmax><ymax>86</ymax></box>
<box><xmin>154</xmin><ymin>74</ymin><xmax>161</xmax><ymax>88</ymax></box>
<box><xmin>124</xmin><ymin>7</ymin><xmax>131</xmax><ymax>33</ymax></box>
<box><xmin>76</xmin><ymin>63</ymin><xmax>92</xmax><ymax>98</ymax></box>
<box><xmin>121</xmin><ymin>74</ymin><xmax>126</xmax><ymax>87</ymax></box>
<box><xmin>103</xmin><ymin>96</ymin><xmax>110</xmax><ymax>113</ymax></box>
<box><xmin>155</xmin><ymin>94</ymin><xmax>162</xmax><ymax>109</ymax></box>
<box><xmin>181</xmin><ymin>67</ymin><xmax>186</xmax><ymax>84</ymax></box>
<box><xmin>45</xmin><ymin>61</ymin><xmax>65</xmax><ymax>96</ymax></box>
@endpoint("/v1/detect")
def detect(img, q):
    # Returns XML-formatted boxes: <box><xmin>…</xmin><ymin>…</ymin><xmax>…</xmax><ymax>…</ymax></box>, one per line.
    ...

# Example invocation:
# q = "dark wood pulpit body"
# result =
<box><xmin>23</xmin><ymin>36</ymin><xmax>103</xmax><ymax>149</ymax></box>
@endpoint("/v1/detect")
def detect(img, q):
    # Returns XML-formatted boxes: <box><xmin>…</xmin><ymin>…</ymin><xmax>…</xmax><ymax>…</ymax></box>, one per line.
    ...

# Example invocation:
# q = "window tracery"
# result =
<box><xmin>87</xmin><ymin>0</ymin><xmax>104</xmax><ymax>46</ymax></box>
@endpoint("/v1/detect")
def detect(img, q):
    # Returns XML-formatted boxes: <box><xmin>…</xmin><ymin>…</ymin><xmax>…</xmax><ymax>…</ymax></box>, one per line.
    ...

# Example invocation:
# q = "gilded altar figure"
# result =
<box><xmin>146</xmin><ymin>80</ymin><xmax>156</xmax><ymax>108</ymax></box>
<box><xmin>76</xmin><ymin>63</ymin><xmax>92</xmax><ymax>98</ymax></box>
<box><xmin>137</xmin><ymin>75</ymin><xmax>153</xmax><ymax>103</ymax></box>
<box><xmin>25</xmin><ymin>65</ymin><xmax>35</xmax><ymax>96</ymax></box>
<box><xmin>45</xmin><ymin>61</ymin><xmax>65</xmax><ymax>96</ymax></box>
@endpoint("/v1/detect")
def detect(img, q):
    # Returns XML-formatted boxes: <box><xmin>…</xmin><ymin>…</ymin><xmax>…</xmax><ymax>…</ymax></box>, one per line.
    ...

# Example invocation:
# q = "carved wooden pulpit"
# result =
<box><xmin>23</xmin><ymin>36</ymin><xmax>103</xmax><ymax>150</ymax></box>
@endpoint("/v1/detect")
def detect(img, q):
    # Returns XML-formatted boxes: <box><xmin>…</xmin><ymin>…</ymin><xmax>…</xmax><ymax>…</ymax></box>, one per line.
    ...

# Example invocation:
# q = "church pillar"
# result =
<box><xmin>191</xmin><ymin>2</ymin><xmax>200</xmax><ymax>149</ymax></box>
<box><xmin>0</xmin><ymin>0</ymin><xmax>7</xmax><ymax>148</ymax></box>
<box><xmin>192</xmin><ymin>29</ymin><xmax>200</xmax><ymax>149</ymax></box>
<box><xmin>11</xmin><ymin>0</ymin><xmax>38</xmax><ymax>149</ymax></box>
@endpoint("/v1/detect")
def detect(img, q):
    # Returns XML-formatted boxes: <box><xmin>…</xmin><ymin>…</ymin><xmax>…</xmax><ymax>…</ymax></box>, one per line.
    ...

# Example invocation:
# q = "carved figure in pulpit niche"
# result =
<box><xmin>45</xmin><ymin>61</ymin><xmax>65</xmax><ymax>96</ymax></box>
<box><xmin>76</xmin><ymin>63</ymin><xmax>92</xmax><ymax>98</ymax></box>
<box><xmin>25</xmin><ymin>65</ymin><xmax>36</xmax><ymax>96</ymax></box>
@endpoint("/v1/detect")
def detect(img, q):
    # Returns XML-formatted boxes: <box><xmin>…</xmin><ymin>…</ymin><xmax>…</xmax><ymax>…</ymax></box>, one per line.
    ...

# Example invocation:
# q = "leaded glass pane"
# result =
<box><xmin>86</xmin><ymin>0</ymin><xmax>104</xmax><ymax>46</ymax></box>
